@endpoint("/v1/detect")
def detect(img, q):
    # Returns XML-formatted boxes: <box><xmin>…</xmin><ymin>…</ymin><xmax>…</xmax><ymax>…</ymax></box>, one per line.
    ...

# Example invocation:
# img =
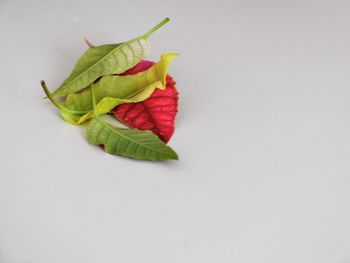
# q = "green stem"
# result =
<box><xmin>41</xmin><ymin>81</ymin><xmax>65</xmax><ymax>110</ymax></box>
<box><xmin>41</xmin><ymin>80</ymin><xmax>87</xmax><ymax>115</ymax></box>
<box><xmin>90</xmin><ymin>85</ymin><xmax>98</xmax><ymax>117</ymax></box>
<box><xmin>144</xmin><ymin>18</ymin><xmax>170</xmax><ymax>38</ymax></box>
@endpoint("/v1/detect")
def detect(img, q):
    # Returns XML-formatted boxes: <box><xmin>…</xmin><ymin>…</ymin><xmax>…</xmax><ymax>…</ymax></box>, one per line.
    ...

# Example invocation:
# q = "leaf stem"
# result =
<box><xmin>90</xmin><ymin>85</ymin><xmax>98</xmax><ymax>117</ymax></box>
<box><xmin>144</xmin><ymin>18</ymin><xmax>170</xmax><ymax>38</ymax></box>
<box><xmin>84</xmin><ymin>38</ymin><xmax>95</xmax><ymax>48</ymax></box>
<box><xmin>41</xmin><ymin>80</ymin><xmax>87</xmax><ymax>115</ymax></box>
<box><xmin>41</xmin><ymin>80</ymin><xmax>66</xmax><ymax>111</ymax></box>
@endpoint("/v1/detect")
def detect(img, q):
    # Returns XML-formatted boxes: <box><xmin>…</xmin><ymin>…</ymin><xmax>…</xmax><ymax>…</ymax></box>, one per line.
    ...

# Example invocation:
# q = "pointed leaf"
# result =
<box><xmin>86</xmin><ymin>115</ymin><xmax>178</xmax><ymax>161</ymax></box>
<box><xmin>62</xmin><ymin>53</ymin><xmax>176</xmax><ymax>124</ymax></box>
<box><xmin>52</xmin><ymin>18</ymin><xmax>170</xmax><ymax>97</ymax></box>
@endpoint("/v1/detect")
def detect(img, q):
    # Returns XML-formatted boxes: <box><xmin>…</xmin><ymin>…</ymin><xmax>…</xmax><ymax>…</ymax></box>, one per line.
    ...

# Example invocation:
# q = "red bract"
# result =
<box><xmin>113</xmin><ymin>60</ymin><xmax>178</xmax><ymax>143</ymax></box>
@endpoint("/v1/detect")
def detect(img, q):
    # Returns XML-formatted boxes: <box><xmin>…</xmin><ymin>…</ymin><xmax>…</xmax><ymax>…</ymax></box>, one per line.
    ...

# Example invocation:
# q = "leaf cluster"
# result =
<box><xmin>42</xmin><ymin>18</ymin><xmax>178</xmax><ymax>161</ymax></box>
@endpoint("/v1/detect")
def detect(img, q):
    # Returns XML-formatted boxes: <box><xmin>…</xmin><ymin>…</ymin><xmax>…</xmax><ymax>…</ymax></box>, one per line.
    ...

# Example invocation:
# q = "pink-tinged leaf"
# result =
<box><xmin>113</xmin><ymin>60</ymin><xmax>178</xmax><ymax>143</ymax></box>
<box><xmin>121</xmin><ymin>60</ymin><xmax>155</xmax><ymax>75</ymax></box>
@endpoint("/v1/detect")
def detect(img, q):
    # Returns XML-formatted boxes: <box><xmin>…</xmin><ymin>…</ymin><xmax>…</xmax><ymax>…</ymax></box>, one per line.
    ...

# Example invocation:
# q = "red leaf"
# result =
<box><xmin>113</xmin><ymin>60</ymin><xmax>178</xmax><ymax>143</ymax></box>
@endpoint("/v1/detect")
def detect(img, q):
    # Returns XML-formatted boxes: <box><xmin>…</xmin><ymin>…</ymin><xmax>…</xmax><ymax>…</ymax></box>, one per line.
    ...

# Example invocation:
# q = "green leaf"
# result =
<box><xmin>86</xmin><ymin>83</ymin><xmax>178</xmax><ymax>161</ymax></box>
<box><xmin>52</xmin><ymin>18</ymin><xmax>170</xmax><ymax>97</ymax></box>
<box><xmin>63</xmin><ymin>53</ymin><xmax>177</xmax><ymax>124</ymax></box>
<box><xmin>41</xmin><ymin>81</ymin><xmax>88</xmax><ymax>124</ymax></box>
<box><xmin>86</xmin><ymin>117</ymin><xmax>178</xmax><ymax>161</ymax></box>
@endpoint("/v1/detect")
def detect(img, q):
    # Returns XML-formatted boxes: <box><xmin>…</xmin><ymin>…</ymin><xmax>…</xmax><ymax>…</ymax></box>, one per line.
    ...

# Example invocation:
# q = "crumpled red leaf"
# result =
<box><xmin>113</xmin><ymin>60</ymin><xmax>178</xmax><ymax>143</ymax></box>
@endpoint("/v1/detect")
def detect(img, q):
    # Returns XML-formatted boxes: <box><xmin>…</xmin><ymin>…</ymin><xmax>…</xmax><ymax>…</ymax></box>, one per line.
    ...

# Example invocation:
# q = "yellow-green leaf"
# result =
<box><xmin>87</xmin><ymin>117</ymin><xmax>178</xmax><ymax>161</ymax></box>
<box><xmin>51</xmin><ymin>18</ymin><xmax>170</xmax><ymax>97</ymax></box>
<box><xmin>62</xmin><ymin>52</ymin><xmax>177</xmax><ymax>124</ymax></box>
<box><xmin>86</xmin><ymin>81</ymin><xmax>178</xmax><ymax>161</ymax></box>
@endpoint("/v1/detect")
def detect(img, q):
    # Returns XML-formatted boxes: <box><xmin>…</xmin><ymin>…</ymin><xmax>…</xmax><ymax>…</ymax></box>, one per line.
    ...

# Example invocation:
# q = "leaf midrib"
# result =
<box><xmin>57</xmin><ymin>36</ymin><xmax>145</xmax><ymax>95</ymax></box>
<box><xmin>95</xmin><ymin>118</ymin><xmax>173</xmax><ymax>157</ymax></box>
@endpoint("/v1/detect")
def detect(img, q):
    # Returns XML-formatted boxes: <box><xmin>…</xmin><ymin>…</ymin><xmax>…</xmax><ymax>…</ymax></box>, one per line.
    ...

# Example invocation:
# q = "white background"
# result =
<box><xmin>1</xmin><ymin>0</ymin><xmax>350</xmax><ymax>262</ymax></box>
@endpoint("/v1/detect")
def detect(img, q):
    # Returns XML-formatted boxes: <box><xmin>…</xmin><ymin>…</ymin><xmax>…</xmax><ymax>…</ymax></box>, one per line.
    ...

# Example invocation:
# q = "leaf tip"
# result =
<box><xmin>167</xmin><ymin>148</ymin><xmax>179</xmax><ymax>160</ymax></box>
<box><xmin>161</xmin><ymin>52</ymin><xmax>178</xmax><ymax>63</ymax></box>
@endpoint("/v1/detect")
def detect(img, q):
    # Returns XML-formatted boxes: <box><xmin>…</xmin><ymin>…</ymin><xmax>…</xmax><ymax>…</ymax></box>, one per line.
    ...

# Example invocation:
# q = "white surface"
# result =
<box><xmin>1</xmin><ymin>0</ymin><xmax>350</xmax><ymax>262</ymax></box>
